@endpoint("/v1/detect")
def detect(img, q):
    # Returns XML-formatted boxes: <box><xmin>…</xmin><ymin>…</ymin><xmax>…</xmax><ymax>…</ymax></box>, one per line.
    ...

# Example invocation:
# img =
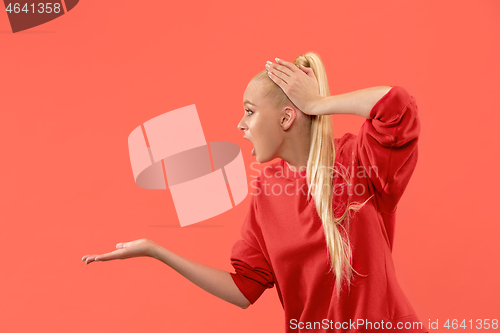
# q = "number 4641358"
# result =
<box><xmin>5</xmin><ymin>3</ymin><xmax>62</xmax><ymax>14</ymax></box>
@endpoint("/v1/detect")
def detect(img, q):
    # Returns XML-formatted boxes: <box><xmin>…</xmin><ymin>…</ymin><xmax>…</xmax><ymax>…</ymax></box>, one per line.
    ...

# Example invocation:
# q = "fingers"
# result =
<box><xmin>299</xmin><ymin>64</ymin><xmax>310</xmax><ymax>74</ymax></box>
<box><xmin>93</xmin><ymin>249</ymin><xmax>126</xmax><ymax>262</ymax></box>
<box><xmin>266</xmin><ymin>60</ymin><xmax>294</xmax><ymax>85</ymax></box>
<box><xmin>275</xmin><ymin>57</ymin><xmax>298</xmax><ymax>75</ymax></box>
<box><xmin>267</xmin><ymin>59</ymin><xmax>294</xmax><ymax>79</ymax></box>
<box><xmin>81</xmin><ymin>254</ymin><xmax>99</xmax><ymax>264</ymax></box>
<box><xmin>300</xmin><ymin>65</ymin><xmax>317</xmax><ymax>80</ymax></box>
<box><xmin>82</xmin><ymin>242</ymin><xmax>128</xmax><ymax>265</ymax></box>
<box><xmin>266</xmin><ymin>64</ymin><xmax>282</xmax><ymax>86</ymax></box>
<box><xmin>268</xmin><ymin>70</ymin><xmax>285</xmax><ymax>87</ymax></box>
<box><xmin>81</xmin><ymin>251</ymin><xmax>119</xmax><ymax>264</ymax></box>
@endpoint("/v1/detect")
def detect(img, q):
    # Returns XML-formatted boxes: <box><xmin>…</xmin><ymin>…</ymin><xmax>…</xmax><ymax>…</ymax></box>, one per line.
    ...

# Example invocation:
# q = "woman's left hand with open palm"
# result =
<box><xmin>81</xmin><ymin>238</ymin><xmax>158</xmax><ymax>265</ymax></box>
<box><xmin>265</xmin><ymin>57</ymin><xmax>323</xmax><ymax>115</ymax></box>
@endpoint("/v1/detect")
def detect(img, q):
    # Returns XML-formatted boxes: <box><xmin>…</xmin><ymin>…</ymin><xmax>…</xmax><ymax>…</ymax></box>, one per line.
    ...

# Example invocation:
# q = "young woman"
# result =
<box><xmin>82</xmin><ymin>52</ymin><xmax>427</xmax><ymax>333</ymax></box>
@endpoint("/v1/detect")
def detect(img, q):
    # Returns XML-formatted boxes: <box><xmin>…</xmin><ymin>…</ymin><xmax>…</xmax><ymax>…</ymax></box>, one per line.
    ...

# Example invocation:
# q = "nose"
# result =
<box><xmin>237</xmin><ymin>116</ymin><xmax>247</xmax><ymax>132</ymax></box>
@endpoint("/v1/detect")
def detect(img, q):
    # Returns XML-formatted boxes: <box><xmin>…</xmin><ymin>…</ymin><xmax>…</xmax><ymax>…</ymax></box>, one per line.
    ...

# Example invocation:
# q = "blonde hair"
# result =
<box><xmin>251</xmin><ymin>52</ymin><xmax>372</xmax><ymax>299</ymax></box>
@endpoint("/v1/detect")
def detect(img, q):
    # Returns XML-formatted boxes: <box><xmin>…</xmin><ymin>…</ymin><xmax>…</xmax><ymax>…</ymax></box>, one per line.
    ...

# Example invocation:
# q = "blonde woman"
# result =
<box><xmin>82</xmin><ymin>52</ymin><xmax>427</xmax><ymax>333</ymax></box>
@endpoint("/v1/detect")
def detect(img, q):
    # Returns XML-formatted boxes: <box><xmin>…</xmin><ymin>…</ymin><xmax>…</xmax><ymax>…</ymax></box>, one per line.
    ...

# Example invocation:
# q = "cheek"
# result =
<box><xmin>250</xmin><ymin>113</ymin><xmax>281</xmax><ymax>146</ymax></box>
<box><xmin>256</xmin><ymin>121</ymin><xmax>281</xmax><ymax>149</ymax></box>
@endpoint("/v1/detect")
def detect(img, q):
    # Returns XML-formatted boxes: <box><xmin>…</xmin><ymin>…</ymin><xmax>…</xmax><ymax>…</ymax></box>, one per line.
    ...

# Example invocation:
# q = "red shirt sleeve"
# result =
<box><xmin>230</xmin><ymin>193</ymin><xmax>275</xmax><ymax>305</ymax></box>
<box><xmin>357</xmin><ymin>85</ymin><xmax>420</xmax><ymax>214</ymax></box>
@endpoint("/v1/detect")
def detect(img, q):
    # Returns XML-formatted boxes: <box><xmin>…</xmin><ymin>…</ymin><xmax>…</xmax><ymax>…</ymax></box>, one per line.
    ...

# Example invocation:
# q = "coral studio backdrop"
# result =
<box><xmin>1</xmin><ymin>0</ymin><xmax>499</xmax><ymax>332</ymax></box>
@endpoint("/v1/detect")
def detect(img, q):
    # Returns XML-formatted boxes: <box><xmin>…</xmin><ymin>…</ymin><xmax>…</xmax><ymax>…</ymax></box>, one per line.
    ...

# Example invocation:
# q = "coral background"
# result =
<box><xmin>1</xmin><ymin>0</ymin><xmax>498</xmax><ymax>332</ymax></box>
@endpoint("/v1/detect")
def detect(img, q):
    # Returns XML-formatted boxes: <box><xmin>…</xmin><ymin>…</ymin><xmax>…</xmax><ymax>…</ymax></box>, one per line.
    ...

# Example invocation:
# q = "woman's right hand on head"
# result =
<box><xmin>81</xmin><ymin>238</ymin><xmax>158</xmax><ymax>265</ymax></box>
<box><xmin>266</xmin><ymin>58</ymin><xmax>322</xmax><ymax>115</ymax></box>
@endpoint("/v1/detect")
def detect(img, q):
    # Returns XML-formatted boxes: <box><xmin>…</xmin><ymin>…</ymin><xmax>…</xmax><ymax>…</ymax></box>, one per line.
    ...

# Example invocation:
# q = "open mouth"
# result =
<box><xmin>243</xmin><ymin>136</ymin><xmax>256</xmax><ymax>156</ymax></box>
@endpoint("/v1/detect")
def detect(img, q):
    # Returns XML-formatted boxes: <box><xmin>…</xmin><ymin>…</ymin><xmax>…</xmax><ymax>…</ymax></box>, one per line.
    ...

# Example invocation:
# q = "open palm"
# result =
<box><xmin>81</xmin><ymin>238</ymin><xmax>157</xmax><ymax>264</ymax></box>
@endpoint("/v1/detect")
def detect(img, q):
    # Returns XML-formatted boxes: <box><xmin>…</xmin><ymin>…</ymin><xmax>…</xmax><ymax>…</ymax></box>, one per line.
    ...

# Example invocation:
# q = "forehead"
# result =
<box><xmin>243</xmin><ymin>80</ymin><xmax>266</xmax><ymax>106</ymax></box>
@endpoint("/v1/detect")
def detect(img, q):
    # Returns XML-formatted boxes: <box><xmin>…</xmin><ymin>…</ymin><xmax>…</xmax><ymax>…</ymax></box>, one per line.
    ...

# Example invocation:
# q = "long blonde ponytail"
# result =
<box><xmin>297</xmin><ymin>53</ymin><xmax>371</xmax><ymax>299</ymax></box>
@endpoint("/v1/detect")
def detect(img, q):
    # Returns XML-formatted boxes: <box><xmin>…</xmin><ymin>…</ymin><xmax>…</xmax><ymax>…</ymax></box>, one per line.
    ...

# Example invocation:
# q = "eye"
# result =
<box><xmin>245</xmin><ymin>109</ymin><xmax>254</xmax><ymax>116</ymax></box>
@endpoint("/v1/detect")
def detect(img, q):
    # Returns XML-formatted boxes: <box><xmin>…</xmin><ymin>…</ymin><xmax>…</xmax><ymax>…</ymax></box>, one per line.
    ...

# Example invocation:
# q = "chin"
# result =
<box><xmin>255</xmin><ymin>154</ymin><xmax>273</xmax><ymax>164</ymax></box>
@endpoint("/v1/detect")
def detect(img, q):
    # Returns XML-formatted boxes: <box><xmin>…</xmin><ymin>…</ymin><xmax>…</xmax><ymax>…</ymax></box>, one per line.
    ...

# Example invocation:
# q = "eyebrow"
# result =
<box><xmin>243</xmin><ymin>100</ymin><xmax>257</xmax><ymax>107</ymax></box>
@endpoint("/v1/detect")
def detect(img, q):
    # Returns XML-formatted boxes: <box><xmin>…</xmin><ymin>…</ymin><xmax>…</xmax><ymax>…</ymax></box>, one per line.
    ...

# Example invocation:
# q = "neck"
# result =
<box><xmin>280</xmin><ymin>131</ymin><xmax>311</xmax><ymax>173</ymax></box>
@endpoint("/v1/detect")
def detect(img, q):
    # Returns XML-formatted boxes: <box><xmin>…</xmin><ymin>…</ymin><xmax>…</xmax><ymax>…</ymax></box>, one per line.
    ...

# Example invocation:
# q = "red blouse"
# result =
<box><xmin>230</xmin><ymin>86</ymin><xmax>428</xmax><ymax>332</ymax></box>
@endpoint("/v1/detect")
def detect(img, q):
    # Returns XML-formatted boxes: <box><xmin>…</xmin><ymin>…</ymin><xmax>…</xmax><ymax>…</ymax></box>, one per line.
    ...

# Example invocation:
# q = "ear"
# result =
<box><xmin>280</xmin><ymin>107</ymin><xmax>297</xmax><ymax>131</ymax></box>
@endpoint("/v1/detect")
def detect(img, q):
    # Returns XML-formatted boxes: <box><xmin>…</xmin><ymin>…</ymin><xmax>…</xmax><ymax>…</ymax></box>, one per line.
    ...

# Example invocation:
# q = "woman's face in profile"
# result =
<box><xmin>238</xmin><ymin>79</ymin><xmax>284</xmax><ymax>163</ymax></box>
